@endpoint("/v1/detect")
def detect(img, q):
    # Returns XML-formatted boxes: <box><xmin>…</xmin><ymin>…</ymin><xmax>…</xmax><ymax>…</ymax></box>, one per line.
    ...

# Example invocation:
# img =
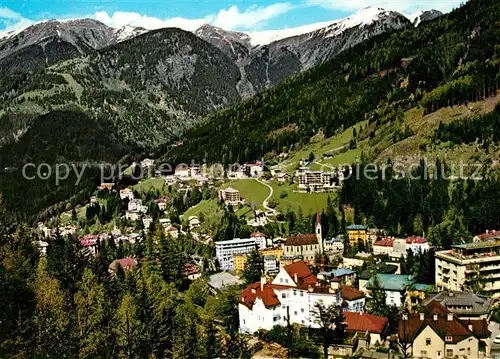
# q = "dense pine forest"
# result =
<box><xmin>0</xmin><ymin>199</ymin><xmax>254</xmax><ymax>358</ymax></box>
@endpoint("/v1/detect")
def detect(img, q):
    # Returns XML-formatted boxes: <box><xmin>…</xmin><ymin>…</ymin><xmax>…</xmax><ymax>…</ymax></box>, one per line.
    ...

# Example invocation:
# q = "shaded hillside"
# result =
<box><xmin>0</xmin><ymin>110</ymin><xmax>130</xmax><ymax>219</ymax></box>
<box><xmin>161</xmin><ymin>0</ymin><xmax>499</xmax><ymax>166</ymax></box>
<box><xmin>0</xmin><ymin>27</ymin><xmax>241</xmax><ymax>148</ymax></box>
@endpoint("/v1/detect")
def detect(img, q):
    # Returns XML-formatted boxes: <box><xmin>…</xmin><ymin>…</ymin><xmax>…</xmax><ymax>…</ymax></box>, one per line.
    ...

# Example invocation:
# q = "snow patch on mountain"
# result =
<box><xmin>407</xmin><ymin>9</ymin><xmax>443</xmax><ymax>27</ymax></box>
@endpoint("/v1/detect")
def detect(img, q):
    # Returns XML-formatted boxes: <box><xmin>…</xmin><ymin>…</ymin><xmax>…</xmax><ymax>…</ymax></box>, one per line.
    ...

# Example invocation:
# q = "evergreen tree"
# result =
<box><xmin>312</xmin><ymin>301</ymin><xmax>346</xmax><ymax>359</ymax></box>
<box><xmin>242</xmin><ymin>249</ymin><xmax>264</xmax><ymax>285</ymax></box>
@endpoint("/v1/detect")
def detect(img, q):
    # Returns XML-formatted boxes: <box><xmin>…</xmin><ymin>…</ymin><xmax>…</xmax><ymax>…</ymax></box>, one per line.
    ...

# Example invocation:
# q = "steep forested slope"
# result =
<box><xmin>161</xmin><ymin>0</ymin><xmax>499</xmax><ymax>166</ymax></box>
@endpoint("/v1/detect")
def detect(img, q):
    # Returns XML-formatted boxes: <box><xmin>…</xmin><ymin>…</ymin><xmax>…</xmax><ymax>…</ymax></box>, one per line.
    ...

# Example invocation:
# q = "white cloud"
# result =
<box><xmin>212</xmin><ymin>3</ymin><xmax>294</xmax><ymax>30</ymax></box>
<box><xmin>306</xmin><ymin>0</ymin><xmax>464</xmax><ymax>14</ymax></box>
<box><xmin>0</xmin><ymin>7</ymin><xmax>34</xmax><ymax>33</ymax></box>
<box><xmin>0</xmin><ymin>2</ymin><xmax>295</xmax><ymax>35</ymax></box>
<box><xmin>92</xmin><ymin>11</ymin><xmax>210</xmax><ymax>32</ymax></box>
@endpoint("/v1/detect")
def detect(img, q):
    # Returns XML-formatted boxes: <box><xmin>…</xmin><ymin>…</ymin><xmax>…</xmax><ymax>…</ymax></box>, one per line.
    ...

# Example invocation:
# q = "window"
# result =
<box><xmin>293</xmin><ymin>290</ymin><xmax>297</xmax><ymax>296</ymax></box>
<box><xmin>285</xmin><ymin>279</ymin><xmax>289</xmax><ymax>284</ymax></box>
<box><xmin>243</xmin><ymin>319</ymin><xmax>245</xmax><ymax>324</ymax></box>
<box><xmin>425</xmin><ymin>338</ymin><xmax>431</xmax><ymax>346</ymax></box>
<box><xmin>445</xmin><ymin>336</ymin><xmax>453</xmax><ymax>342</ymax></box>
<box><xmin>301</xmin><ymin>320</ymin><xmax>305</xmax><ymax>324</ymax></box>
<box><xmin>294</xmin><ymin>311</ymin><xmax>298</xmax><ymax>315</ymax></box>
<box><xmin>420</xmin><ymin>350</ymin><xmax>427</xmax><ymax>358</ymax></box>
<box><xmin>301</xmin><ymin>308</ymin><xmax>305</xmax><ymax>313</ymax></box>
<box><xmin>300</xmin><ymin>291</ymin><xmax>304</xmax><ymax>297</ymax></box>
<box><xmin>446</xmin><ymin>349</ymin><xmax>453</xmax><ymax>357</ymax></box>
<box><xmin>281</xmin><ymin>293</ymin><xmax>286</xmax><ymax>299</ymax></box>
<box><xmin>280</xmin><ymin>278</ymin><xmax>283</xmax><ymax>283</ymax></box>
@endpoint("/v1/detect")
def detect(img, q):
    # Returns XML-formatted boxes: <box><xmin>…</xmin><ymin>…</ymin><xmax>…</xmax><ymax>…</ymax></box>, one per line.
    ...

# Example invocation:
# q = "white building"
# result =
<box><xmin>365</xmin><ymin>274</ymin><xmax>413</xmax><ymax>307</ymax></box>
<box><xmin>239</xmin><ymin>261</ymin><xmax>342</xmax><ymax>334</ymax></box>
<box><xmin>250</xmin><ymin>232</ymin><xmax>267</xmax><ymax>250</ymax></box>
<box><xmin>372</xmin><ymin>237</ymin><xmax>395</xmax><ymax>256</ymax></box>
<box><xmin>155</xmin><ymin>198</ymin><xmax>167</xmax><ymax>211</ymax></box>
<box><xmin>141</xmin><ymin>158</ymin><xmax>155</xmax><ymax>168</ymax></box>
<box><xmin>245</xmin><ymin>163</ymin><xmax>264</xmax><ymax>178</ymax></box>
<box><xmin>126</xmin><ymin>211</ymin><xmax>141</xmax><ymax>221</ymax></box>
<box><xmin>120</xmin><ymin>188</ymin><xmax>135</xmax><ymax>201</ymax></box>
<box><xmin>435</xmin><ymin>238</ymin><xmax>500</xmax><ymax>297</ymax></box>
<box><xmin>128</xmin><ymin>199</ymin><xmax>143</xmax><ymax>212</ymax></box>
<box><xmin>392</xmin><ymin>236</ymin><xmax>429</xmax><ymax>258</ymax></box>
<box><xmin>263</xmin><ymin>255</ymin><xmax>278</xmax><ymax>274</ymax></box>
<box><xmin>324</xmin><ymin>237</ymin><xmax>344</xmax><ymax>253</ymax></box>
<box><xmin>142</xmin><ymin>216</ymin><xmax>153</xmax><ymax>229</ymax></box>
<box><xmin>215</xmin><ymin>238</ymin><xmax>258</xmax><ymax>271</ymax></box>
<box><xmin>219</xmin><ymin>187</ymin><xmax>243</xmax><ymax>206</ymax></box>
<box><xmin>341</xmin><ymin>285</ymin><xmax>366</xmax><ymax>313</ymax></box>
<box><xmin>296</xmin><ymin>168</ymin><xmax>340</xmax><ymax>192</ymax></box>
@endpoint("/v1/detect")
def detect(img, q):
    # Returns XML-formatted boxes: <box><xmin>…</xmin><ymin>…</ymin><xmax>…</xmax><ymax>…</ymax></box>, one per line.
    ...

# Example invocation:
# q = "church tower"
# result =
<box><xmin>316</xmin><ymin>210</ymin><xmax>323</xmax><ymax>253</ymax></box>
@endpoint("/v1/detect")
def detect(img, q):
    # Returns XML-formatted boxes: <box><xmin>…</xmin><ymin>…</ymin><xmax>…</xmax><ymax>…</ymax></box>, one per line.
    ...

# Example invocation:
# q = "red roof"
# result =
<box><xmin>80</xmin><ymin>239</ymin><xmax>98</xmax><ymax>247</ymax></box>
<box><xmin>240</xmin><ymin>282</ymin><xmax>280</xmax><ymax>309</ymax></box>
<box><xmin>285</xmin><ymin>234</ymin><xmax>318</xmax><ymax>246</ymax></box>
<box><xmin>476</xmin><ymin>230</ymin><xmax>500</xmax><ymax>240</ymax></box>
<box><xmin>399</xmin><ymin>301</ymin><xmax>490</xmax><ymax>343</ymax></box>
<box><xmin>405</xmin><ymin>236</ymin><xmax>427</xmax><ymax>244</ymax></box>
<box><xmin>373</xmin><ymin>237</ymin><xmax>395</xmax><ymax>247</ymax></box>
<box><xmin>109</xmin><ymin>257</ymin><xmax>138</xmax><ymax>271</ymax></box>
<box><xmin>251</xmin><ymin>232</ymin><xmax>266</xmax><ymax>238</ymax></box>
<box><xmin>344</xmin><ymin>312</ymin><xmax>388</xmax><ymax>334</ymax></box>
<box><xmin>341</xmin><ymin>285</ymin><xmax>365</xmax><ymax>301</ymax></box>
<box><xmin>184</xmin><ymin>263</ymin><xmax>200</xmax><ymax>276</ymax></box>
<box><xmin>284</xmin><ymin>261</ymin><xmax>317</xmax><ymax>287</ymax></box>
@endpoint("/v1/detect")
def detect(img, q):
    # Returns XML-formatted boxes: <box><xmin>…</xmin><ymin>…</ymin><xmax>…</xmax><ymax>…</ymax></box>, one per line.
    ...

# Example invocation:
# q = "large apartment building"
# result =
<box><xmin>215</xmin><ymin>238</ymin><xmax>258</xmax><ymax>270</ymax></box>
<box><xmin>435</xmin><ymin>237</ymin><xmax>500</xmax><ymax>298</ymax></box>
<box><xmin>215</xmin><ymin>236</ymin><xmax>266</xmax><ymax>270</ymax></box>
<box><xmin>296</xmin><ymin>168</ymin><xmax>339</xmax><ymax>192</ymax></box>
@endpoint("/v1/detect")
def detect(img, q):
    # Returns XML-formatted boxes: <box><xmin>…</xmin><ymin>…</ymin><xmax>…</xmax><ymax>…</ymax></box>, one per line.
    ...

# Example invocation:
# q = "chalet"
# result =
<box><xmin>398</xmin><ymin>301</ymin><xmax>490</xmax><ymax>359</ymax></box>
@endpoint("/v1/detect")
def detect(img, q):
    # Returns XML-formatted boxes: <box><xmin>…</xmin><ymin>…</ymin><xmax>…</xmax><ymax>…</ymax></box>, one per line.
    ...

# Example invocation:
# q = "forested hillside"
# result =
<box><xmin>161</xmin><ymin>0</ymin><xmax>499</xmax><ymax>166</ymax></box>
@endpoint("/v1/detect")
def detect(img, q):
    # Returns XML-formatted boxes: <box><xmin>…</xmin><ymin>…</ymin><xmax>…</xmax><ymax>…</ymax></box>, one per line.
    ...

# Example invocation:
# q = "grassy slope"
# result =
<box><xmin>376</xmin><ymin>94</ymin><xmax>500</xmax><ymax>164</ymax></box>
<box><xmin>132</xmin><ymin>178</ymin><xmax>168</xmax><ymax>194</ymax></box>
<box><xmin>269</xmin><ymin>182</ymin><xmax>334</xmax><ymax>216</ymax></box>
<box><xmin>278</xmin><ymin>121</ymin><xmax>366</xmax><ymax>172</ymax></box>
<box><xmin>220</xmin><ymin>179</ymin><xmax>271</xmax><ymax>209</ymax></box>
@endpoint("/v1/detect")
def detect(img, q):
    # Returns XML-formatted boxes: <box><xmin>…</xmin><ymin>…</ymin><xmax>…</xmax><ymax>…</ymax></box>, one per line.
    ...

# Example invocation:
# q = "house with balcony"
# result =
<box><xmin>219</xmin><ymin>187</ymin><xmax>243</xmax><ymax>206</ymax></box>
<box><xmin>435</xmin><ymin>237</ymin><xmax>500</xmax><ymax>298</ymax></box>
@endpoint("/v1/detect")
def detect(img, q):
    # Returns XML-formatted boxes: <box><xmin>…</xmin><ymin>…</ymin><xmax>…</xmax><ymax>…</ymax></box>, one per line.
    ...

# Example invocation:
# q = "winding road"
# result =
<box><xmin>256</xmin><ymin>179</ymin><xmax>276</xmax><ymax>214</ymax></box>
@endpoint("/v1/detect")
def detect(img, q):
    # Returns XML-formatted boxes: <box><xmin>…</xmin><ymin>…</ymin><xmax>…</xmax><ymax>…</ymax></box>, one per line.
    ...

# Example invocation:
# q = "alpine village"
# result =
<box><xmin>0</xmin><ymin>0</ymin><xmax>500</xmax><ymax>358</ymax></box>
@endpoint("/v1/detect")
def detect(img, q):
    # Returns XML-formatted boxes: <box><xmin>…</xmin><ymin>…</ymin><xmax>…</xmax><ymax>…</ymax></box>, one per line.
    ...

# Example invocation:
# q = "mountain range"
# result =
<box><xmin>8</xmin><ymin>1</ymin><xmax>500</xmax><ymax>220</ymax></box>
<box><xmin>0</xmin><ymin>7</ymin><xmax>442</xmax><ymax>147</ymax></box>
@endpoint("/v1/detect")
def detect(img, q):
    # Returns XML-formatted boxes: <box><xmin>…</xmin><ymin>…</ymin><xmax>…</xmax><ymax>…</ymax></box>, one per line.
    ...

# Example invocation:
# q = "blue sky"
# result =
<box><xmin>1</xmin><ymin>0</ymin><xmax>466</xmax><ymax>32</ymax></box>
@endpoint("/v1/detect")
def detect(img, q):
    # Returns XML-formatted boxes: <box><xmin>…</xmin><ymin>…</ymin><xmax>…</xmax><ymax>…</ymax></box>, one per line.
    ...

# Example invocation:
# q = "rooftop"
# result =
<box><xmin>366</xmin><ymin>274</ymin><xmax>413</xmax><ymax>291</ymax></box>
<box><xmin>347</xmin><ymin>224</ymin><xmax>367</xmax><ymax>230</ymax></box>
<box><xmin>344</xmin><ymin>312</ymin><xmax>388</xmax><ymax>334</ymax></box>
<box><xmin>285</xmin><ymin>234</ymin><xmax>318</xmax><ymax>246</ymax></box>
<box><xmin>373</xmin><ymin>237</ymin><xmax>395</xmax><ymax>247</ymax></box>
<box><xmin>399</xmin><ymin>301</ymin><xmax>490</xmax><ymax>344</ymax></box>
<box><xmin>215</xmin><ymin>238</ymin><xmax>256</xmax><ymax>246</ymax></box>
<box><xmin>341</xmin><ymin>285</ymin><xmax>365</xmax><ymax>301</ymax></box>
<box><xmin>422</xmin><ymin>291</ymin><xmax>494</xmax><ymax>316</ymax></box>
<box><xmin>240</xmin><ymin>282</ymin><xmax>280</xmax><ymax>309</ymax></box>
<box><xmin>208</xmin><ymin>272</ymin><xmax>242</xmax><ymax>289</ymax></box>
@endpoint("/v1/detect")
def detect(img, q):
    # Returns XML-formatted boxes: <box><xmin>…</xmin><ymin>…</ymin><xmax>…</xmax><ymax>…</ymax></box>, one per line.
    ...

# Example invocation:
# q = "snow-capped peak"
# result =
<box><xmin>244</xmin><ymin>7</ymin><xmax>402</xmax><ymax>47</ymax></box>
<box><xmin>245</xmin><ymin>20</ymin><xmax>334</xmax><ymax>47</ymax></box>
<box><xmin>407</xmin><ymin>9</ymin><xmax>443</xmax><ymax>27</ymax></box>
<box><xmin>114</xmin><ymin>25</ymin><xmax>148</xmax><ymax>42</ymax></box>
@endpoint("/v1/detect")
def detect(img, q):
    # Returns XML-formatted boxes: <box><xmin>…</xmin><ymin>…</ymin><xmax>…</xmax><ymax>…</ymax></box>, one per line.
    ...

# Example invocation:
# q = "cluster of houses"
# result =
<box><xmin>233</xmin><ymin>227</ymin><xmax>500</xmax><ymax>359</ymax></box>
